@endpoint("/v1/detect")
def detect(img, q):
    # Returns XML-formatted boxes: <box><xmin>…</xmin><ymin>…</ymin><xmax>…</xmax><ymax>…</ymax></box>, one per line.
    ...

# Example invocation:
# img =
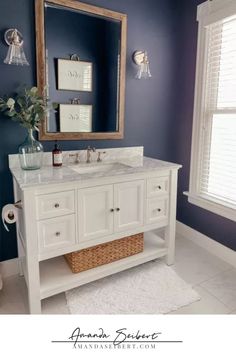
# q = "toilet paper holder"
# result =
<box><xmin>2</xmin><ymin>200</ymin><xmax>23</xmax><ymax>232</ymax></box>
<box><xmin>14</xmin><ymin>200</ymin><xmax>22</xmax><ymax>210</ymax></box>
<box><xmin>6</xmin><ymin>200</ymin><xmax>22</xmax><ymax>220</ymax></box>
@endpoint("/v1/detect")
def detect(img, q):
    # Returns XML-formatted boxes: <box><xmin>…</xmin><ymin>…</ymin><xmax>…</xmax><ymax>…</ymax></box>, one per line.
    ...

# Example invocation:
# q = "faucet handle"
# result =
<box><xmin>97</xmin><ymin>151</ymin><xmax>106</xmax><ymax>162</ymax></box>
<box><xmin>68</xmin><ymin>152</ymin><xmax>80</xmax><ymax>164</ymax></box>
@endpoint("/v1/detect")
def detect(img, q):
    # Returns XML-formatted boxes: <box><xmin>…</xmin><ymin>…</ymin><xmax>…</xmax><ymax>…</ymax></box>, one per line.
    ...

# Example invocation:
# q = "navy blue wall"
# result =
<box><xmin>0</xmin><ymin>0</ymin><xmax>179</xmax><ymax>261</ymax></box>
<box><xmin>0</xmin><ymin>0</ymin><xmax>234</xmax><ymax>261</ymax></box>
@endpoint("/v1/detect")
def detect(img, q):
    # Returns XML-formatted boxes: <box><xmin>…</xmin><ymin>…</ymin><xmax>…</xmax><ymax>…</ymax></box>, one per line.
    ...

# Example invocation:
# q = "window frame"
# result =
<box><xmin>186</xmin><ymin>0</ymin><xmax>236</xmax><ymax>222</ymax></box>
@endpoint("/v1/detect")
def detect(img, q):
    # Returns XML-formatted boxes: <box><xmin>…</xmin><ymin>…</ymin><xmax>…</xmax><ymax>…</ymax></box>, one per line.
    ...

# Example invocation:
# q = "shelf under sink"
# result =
<box><xmin>40</xmin><ymin>230</ymin><xmax>167</xmax><ymax>299</ymax></box>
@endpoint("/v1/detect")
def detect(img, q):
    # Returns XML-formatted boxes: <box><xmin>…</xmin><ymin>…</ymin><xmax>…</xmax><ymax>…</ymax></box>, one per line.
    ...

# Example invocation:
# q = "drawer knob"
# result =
<box><xmin>116</xmin><ymin>207</ymin><xmax>120</xmax><ymax>211</ymax></box>
<box><xmin>156</xmin><ymin>185</ymin><xmax>161</xmax><ymax>190</ymax></box>
<box><xmin>110</xmin><ymin>208</ymin><xmax>114</xmax><ymax>212</ymax></box>
<box><xmin>54</xmin><ymin>203</ymin><xmax>60</xmax><ymax>208</ymax></box>
<box><xmin>55</xmin><ymin>231</ymin><xmax>61</xmax><ymax>236</ymax></box>
<box><xmin>157</xmin><ymin>208</ymin><xmax>161</xmax><ymax>212</ymax></box>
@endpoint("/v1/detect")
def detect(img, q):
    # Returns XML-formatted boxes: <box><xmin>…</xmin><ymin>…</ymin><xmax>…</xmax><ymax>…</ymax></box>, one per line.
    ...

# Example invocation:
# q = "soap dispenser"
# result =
<box><xmin>52</xmin><ymin>141</ymin><xmax>62</xmax><ymax>167</ymax></box>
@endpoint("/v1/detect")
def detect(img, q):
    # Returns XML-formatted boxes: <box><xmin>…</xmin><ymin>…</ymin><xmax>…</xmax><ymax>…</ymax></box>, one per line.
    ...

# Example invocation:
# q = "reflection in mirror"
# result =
<box><xmin>35</xmin><ymin>0</ymin><xmax>127</xmax><ymax>140</ymax></box>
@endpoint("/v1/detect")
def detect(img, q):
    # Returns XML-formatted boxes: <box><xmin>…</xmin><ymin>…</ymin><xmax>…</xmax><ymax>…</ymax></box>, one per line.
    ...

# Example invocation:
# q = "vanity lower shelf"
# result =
<box><xmin>40</xmin><ymin>230</ymin><xmax>167</xmax><ymax>299</ymax></box>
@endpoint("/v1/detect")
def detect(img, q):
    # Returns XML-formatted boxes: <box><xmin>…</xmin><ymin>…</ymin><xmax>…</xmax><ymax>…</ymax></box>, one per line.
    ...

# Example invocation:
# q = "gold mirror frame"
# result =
<box><xmin>35</xmin><ymin>0</ymin><xmax>127</xmax><ymax>140</ymax></box>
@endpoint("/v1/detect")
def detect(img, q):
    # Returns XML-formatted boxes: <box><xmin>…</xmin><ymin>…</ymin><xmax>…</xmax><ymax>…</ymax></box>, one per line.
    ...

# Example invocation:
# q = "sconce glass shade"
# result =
<box><xmin>133</xmin><ymin>50</ymin><xmax>152</xmax><ymax>79</ymax></box>
<box><xmin>4</xmin><ymin>29</ymin><xmax>29</xmax><ymax>66</ymax></box>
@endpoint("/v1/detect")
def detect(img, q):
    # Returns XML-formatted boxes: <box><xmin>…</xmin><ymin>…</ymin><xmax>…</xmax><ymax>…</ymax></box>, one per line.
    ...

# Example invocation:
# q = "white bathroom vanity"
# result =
<box><xmin>9</xmin><ymin>147</ymin><xmax>181</xmax><ymax>314</ymax></box>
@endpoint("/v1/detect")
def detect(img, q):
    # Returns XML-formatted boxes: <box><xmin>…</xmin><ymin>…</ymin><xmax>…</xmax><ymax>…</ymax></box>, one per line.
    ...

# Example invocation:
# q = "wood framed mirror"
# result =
<box><xmin>35</xmin><ymin>0</ymin><xmax>127</xmax><ymax>140</ymax></box>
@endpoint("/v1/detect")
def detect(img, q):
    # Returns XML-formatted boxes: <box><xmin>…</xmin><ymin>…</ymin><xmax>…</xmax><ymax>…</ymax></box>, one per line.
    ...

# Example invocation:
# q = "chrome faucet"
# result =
<box><xmin>86</xmin><ymin>146</ymin><xmax>96</xmax><ymax>163</ymax></box>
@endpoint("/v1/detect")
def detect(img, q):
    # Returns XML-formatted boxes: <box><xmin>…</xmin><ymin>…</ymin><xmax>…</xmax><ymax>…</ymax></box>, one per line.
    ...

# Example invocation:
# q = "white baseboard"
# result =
<box><xmin>176</xmin><ymin>221</ymin><xmax>236</xmax><ymax>268</ymax></box>
<box><xmin>0</xmin><ymin>258</ymin><xmax>19</xmax><ymax>279</ymax></box>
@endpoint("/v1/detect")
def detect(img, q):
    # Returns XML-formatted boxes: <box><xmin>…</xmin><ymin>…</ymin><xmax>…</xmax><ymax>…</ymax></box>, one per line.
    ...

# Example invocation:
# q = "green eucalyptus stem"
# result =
<box><xmin>0</xmin><ymin>86</ymin><xmax>51</xmax><ymax>130</ymax></box>
<box><xmin>28</xmin><ymin>128</ymin><xmax>34</xmax><ymax>149</ymax></box>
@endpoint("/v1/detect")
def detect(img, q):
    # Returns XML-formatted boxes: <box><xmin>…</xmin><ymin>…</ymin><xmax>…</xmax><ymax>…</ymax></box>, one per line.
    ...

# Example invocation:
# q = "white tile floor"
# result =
<box><xmin>0</xmin><ymin>233</ymin><xmax>235</xmax><ymax>315</ymax></box>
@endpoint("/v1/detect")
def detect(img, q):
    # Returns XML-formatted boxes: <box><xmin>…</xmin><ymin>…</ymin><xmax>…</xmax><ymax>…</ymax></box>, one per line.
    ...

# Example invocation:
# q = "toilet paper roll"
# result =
<box><xmin>1</xmin><ymin>204</ymin><xmax>18</xmax><ymax>232</ymax></box>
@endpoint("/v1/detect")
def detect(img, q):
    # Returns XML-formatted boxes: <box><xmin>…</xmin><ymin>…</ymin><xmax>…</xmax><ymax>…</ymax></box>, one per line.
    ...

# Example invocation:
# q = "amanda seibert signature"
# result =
<box><xmin>68</xmin><ymin>327</ymin><xmax>162</xmax><ymax>347</ymax></box>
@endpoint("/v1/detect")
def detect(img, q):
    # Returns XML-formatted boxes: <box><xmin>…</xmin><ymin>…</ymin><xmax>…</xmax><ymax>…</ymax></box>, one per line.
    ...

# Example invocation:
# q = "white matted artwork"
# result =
<box><xmin>58</xmin><ymin>59</ymin><xmax>92</xmax><ymax>92</ymax></box>
<box><xmin>59</xmin><ymin>104</ymin><xmax>92</xmax><ymax>132</ymax></box>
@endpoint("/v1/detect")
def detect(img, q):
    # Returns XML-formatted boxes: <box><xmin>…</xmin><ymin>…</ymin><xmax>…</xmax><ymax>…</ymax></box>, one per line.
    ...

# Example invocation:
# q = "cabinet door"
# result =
<box><xmin>78</xmin><ymin>185</ymin><xmax>114</xmax><ymax>242</ymax></box>
<box><xmin>114</xmin><ymin>180</ymin><xmax>144</xmax><ymax>233</ymax></box>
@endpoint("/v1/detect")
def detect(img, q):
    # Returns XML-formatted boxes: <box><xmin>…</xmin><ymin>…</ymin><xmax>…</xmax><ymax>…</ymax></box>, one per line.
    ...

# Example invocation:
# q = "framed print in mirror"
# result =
<box><xmin>58</xmin><ymin>59</ymin><xmax>92</xmax><ymax>92</ymax></box>
<box><xmin>59</xmin><ymin>104</ymin><xmax>92</xmax><ymax>132</ymax></box>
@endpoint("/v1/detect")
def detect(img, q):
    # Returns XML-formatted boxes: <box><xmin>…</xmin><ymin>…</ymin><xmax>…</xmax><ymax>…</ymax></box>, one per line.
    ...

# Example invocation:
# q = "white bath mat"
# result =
<box><xmin>66</xmin><ymin>260</ymin><xmax>200</xmax><ymax>314</ymax></box>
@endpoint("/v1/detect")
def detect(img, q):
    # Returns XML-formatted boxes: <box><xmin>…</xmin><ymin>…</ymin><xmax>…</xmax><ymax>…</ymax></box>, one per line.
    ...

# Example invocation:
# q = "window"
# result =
<box><xmin>186</xmin><ymin>0</ymin><xmax>236</xmax><ymax>222</ymax></box>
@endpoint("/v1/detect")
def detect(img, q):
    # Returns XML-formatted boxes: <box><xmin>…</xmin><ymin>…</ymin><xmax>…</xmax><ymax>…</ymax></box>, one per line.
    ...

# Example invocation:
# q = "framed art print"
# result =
<box><xmin>57</xmin><ymin>59</ymin><xmax>92</xmax><ymax>92</ymax></box>
<box><xmin>59</xmin><ymin>104</ymin><xmax>92</xmax><ymax>132</ymax></box>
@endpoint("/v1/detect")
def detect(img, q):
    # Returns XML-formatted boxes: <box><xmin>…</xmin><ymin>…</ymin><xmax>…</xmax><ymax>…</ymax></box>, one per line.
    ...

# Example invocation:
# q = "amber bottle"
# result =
<box><xmin>52</xmin><ymin>141</ymin><xmax>62</xmax><ymax>167</ymax></box>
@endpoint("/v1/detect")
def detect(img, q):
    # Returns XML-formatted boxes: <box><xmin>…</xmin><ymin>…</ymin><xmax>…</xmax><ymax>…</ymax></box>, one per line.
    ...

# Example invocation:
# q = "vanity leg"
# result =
<box><xmin>25</xmin><ymin>254</ymin><xmax>41</xmax><ymax>314</ymax></box>
<box><xmin>27</xmin><ymin>285</ymin><xmax>41</xmax><ymax>314</ymax></box>
<box><xmin>13</xmin><ymin>180</ymin><xmax>24</xmax><ymax>277</ymax></box>
<box><xmin>23</xmin><ymin>189</ymin><xmax>42</xmax><ymax>314</ymax></box>
<box><xmin>165</xmin><ymin>223</ymin><xmax>175</xmax><ymax>265</ymax></box>
<box><xmin>165</xmin><ymin>169</ymin><xmax>178</xmax><ymax>266</ymax></box>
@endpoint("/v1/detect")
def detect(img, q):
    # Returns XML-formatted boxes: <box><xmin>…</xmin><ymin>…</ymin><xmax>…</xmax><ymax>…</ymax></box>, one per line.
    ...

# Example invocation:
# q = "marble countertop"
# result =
<box><xmin>10</xmin><ymin>156</ymin><xmax>181</xmax><ymax>189</ymax></box>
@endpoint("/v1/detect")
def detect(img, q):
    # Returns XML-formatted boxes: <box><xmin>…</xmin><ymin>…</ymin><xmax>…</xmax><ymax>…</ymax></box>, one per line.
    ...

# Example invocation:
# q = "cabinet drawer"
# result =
<box><xmin>146</xmin><ymin>197</ymin><xmax>168</xmax><ymax>225</ymax></box>
<box><xmin>38</xmin><ymin>214</ymin><xmax>76</xmax><ymax>254</ymax></box>
<box><xmin>36</xmin><ymin>190</ymin><xmax>75</xmax><ymax>220</ymax></box>
<box><xmin>147</xmin><ymin>176</ymin><xmax>169</xmax><ymax>198</ymax></box>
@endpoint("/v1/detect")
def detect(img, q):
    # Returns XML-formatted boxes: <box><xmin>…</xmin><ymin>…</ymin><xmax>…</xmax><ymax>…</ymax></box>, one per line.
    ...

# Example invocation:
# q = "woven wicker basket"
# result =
<box><xmin>64</xmin><ymin>233</ymin><xmax>144</xmax><ymax>273</ymax></box>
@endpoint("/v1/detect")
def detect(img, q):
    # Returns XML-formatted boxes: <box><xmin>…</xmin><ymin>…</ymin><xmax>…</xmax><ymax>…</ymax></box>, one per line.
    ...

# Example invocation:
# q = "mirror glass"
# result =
<box><xmin>35</xmin><ymin>0</ymin><xmax>126</xmax><ymax>140</ymax></box>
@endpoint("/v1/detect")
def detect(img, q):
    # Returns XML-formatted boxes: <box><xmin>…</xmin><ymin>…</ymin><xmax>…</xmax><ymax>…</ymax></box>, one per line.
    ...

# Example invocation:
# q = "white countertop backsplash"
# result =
<box><xmin>9</xmin><ymin>146</ymin><xmax>144</xmax><ymax>169</ymax></box>
<box><xmin>9</xmin><ymin>146</ymin><xmax>181</xmax><ymax>189</ymax></box>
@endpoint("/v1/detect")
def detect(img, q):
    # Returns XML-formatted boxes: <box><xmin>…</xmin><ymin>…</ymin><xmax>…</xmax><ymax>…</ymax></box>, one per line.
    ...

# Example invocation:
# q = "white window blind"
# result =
<box><xmin>200</xmin><ymin>14</ymin><xmax>236</xmax><ymax>207</ymax></box>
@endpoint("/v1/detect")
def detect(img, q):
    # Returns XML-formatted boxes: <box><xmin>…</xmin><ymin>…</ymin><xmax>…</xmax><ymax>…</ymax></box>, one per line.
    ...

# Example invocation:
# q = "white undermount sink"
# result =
<box><xmin>69</xmin><ymin>162</ymin><xmax>129</xmax><ymax>174</ymax></box>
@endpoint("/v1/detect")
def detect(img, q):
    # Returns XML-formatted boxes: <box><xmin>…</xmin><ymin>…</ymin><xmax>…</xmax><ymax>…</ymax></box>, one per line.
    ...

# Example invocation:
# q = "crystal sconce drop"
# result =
<box><xmin>4</xmin><ymin>28</ymin><xmax>29</xmax><ymax>66</ymax></box>
<box><xmin>133</xmin><ymin>50</ymin><xmax>152</xmax><ymax>79</ymax></box>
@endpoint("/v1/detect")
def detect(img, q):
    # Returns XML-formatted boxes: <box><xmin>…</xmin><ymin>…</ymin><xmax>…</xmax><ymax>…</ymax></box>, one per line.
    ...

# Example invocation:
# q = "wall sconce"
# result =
<box><xmin>133</xmin><ymin>50</ymin><xmax>151</xmax><ymax>79</ymax></box>
<box><xmin>4</xmin><ymin>28</ymin><xmax>29</xmax><ymax>66</ymax></box>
